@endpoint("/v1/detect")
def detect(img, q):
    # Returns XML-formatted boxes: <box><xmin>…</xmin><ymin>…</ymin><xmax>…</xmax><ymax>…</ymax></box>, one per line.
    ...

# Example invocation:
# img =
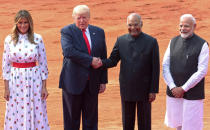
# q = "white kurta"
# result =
<box><xmin>2</xmin><ymin>33</ymin><xmax>50</xmax><ymax>130</ymax></box>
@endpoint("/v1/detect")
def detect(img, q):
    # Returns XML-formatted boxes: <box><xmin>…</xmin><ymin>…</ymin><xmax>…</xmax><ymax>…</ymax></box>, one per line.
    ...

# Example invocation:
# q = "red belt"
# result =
<box><xmin>12</xmin><ymin>62</ymin><xmax>36</xmax><ymax>68</ymax></box>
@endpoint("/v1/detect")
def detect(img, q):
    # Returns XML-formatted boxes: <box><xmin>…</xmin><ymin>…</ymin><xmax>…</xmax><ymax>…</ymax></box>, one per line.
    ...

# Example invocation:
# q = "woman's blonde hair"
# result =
<box><xmin>11</xmin><ymin>10</ymin><xmax>35</xmax><ymax>44</ymax></box>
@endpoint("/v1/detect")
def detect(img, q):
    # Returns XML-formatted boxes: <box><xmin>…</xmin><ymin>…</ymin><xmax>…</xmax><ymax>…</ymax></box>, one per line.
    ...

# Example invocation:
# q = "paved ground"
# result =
<box><xmin>1</xmin><ymin>0</ymin><xmax>210</xmax><ymax>129</ymax></box>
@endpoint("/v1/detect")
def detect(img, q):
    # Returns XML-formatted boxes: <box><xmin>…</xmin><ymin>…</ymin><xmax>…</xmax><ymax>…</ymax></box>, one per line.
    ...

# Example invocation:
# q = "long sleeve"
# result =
<box><xmin>2</xmin><ymin>36</ymin><xmax>12</xmax><ymax>80</ymax></box>
<box><xmin>37</xmin><ymin>35</ymin><xmax>48</xmax><ymax>80</ymax></box>
<box><xmin>102</xmin><ymin>38</ymin><xmax>121</xmax><ymax>68</ymax></box>
<box><xmin>60</xmin><ymin>28</ymin><xmax>92</xmax><ymax>68</ymax></box>
<box><xmin>162</xmin><ymin>41</ymin><xmax>176</xmax><ymax>90</ymax></box>
<box><xmin>182</xmin><ymin>42</ymin><xmax>209</xmax><ymax>91</ymax></box>
<box><xmin>99</xmin><ymin>30</ymin><xmax>108</xmax><ymax>84</ymax></box>
<box><xmin>150</xmin><ymin>39</ymin><xmax>160</xmax><ymax>93</ymax></box>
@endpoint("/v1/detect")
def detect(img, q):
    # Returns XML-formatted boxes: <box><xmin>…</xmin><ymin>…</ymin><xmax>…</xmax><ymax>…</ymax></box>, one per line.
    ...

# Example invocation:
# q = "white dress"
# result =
<box><xmin>2</xmin><ymin>33</ymin><xmax>50</xmax><ymax>130</ymax></box>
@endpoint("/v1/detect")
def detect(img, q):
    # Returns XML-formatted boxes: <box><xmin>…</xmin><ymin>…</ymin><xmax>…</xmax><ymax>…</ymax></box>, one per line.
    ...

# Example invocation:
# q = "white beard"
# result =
<box><xmin>180</xmin><ymin>33</ymin><xmax>190</xmax><ymax>39</ymax></box>
<box><xmin>180</xmin><ymin>28</ymin><xmax>194</xmax><ymax>39</ymax></box>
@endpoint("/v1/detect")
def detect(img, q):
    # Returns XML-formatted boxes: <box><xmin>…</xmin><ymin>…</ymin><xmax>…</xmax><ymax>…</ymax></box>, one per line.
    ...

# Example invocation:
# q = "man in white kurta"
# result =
<box><xmin>163</xmin><ymin>14</ymin><xmax>209</xmax><ymax>130</ymax></box>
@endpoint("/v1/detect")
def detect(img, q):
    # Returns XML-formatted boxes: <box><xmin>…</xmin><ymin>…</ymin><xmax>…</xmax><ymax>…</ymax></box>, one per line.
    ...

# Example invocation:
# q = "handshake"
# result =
<box><xmin>91</xmin><ymin>57</ymin><xmax>103</xmax><ymax>69</ymax></box>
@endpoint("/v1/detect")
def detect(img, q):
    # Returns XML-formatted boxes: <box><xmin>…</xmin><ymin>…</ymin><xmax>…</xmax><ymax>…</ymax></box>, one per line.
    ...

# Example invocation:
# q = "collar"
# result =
<box><xmin>18</xmin><ymin>33</ymin><xmax>28</xmax><ymax>40</ymax></box>
<box><xmin>181</xmin><ymin>33</ymin><xmax>195</xmax><ymax>42</ymax></box>
<box><xmin>128</xmin><ymin>32</ymin><xmax>143</xmax><ymax>41</ymax></box>
<box><xmin>82</xmin><ymin>26</ymin><xmax>90</xmax><ymax>35</ymax></box>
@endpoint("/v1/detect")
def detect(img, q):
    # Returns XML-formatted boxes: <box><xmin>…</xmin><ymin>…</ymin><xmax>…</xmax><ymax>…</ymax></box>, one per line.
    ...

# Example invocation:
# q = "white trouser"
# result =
<box><xmin>164</xmin><ymin>96</ymin><xmax>203</xmax><ymax>130</ymax></box>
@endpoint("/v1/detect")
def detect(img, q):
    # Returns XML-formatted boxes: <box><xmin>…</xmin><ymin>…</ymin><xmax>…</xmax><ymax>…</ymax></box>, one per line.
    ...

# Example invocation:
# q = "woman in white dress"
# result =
<box><xmin>2</xmin><ymin>10</ymin><xmax>50</xmax><ymax>130</ymax></box>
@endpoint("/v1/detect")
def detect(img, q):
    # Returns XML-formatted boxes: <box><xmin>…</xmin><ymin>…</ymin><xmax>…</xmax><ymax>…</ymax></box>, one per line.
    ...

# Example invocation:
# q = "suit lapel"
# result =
<box><xmin>89</xmin><ymin>26</ymin><xmax>96</xmax><ymax>56</ymax></box>
<box><xmin>72</xmin><ymin>24</ymin><xmax>90</xmax><ymax>54</ymax></box>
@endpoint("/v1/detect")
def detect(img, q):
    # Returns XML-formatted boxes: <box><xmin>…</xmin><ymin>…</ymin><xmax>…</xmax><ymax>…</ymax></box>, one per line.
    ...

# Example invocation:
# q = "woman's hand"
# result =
<box><xmin>41</xmin><ymin>87</ymin><xmax>49</xmax><ymax>100</ymax></box>
<box><xmin>41</xmin><ymin>80</ymin><xmax>49</xmax><ymax>100</ymax></box>
<box><xmin>4</xmin><ymin>80</ymin><xmax>10</xmax><ymax>101</ymax></box>
<box><xmin>4</xmin><ymin>89</ymin><xmax>10</xmax><ymax>101</ymax></box>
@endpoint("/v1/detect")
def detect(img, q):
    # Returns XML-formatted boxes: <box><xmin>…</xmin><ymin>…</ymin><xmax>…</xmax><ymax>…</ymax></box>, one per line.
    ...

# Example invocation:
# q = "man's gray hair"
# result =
<box><xmin>180</xmin><ymin>14</ymin><xmax>196</xmax><ymax>24</ymax></box>
<box><xmin>127</xmin><ymin>13</ymin><xmax>142</xmax><ymax>25</ymax></box>
<box><xmin>72</xmin><ymin>5</ymin><xmax>90</xmax><ymax>18</ymax></box>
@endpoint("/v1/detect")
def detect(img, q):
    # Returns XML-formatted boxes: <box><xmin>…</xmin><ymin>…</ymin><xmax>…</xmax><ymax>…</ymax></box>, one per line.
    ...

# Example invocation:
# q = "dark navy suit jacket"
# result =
<box><xmin>59</xmin><ymin>24</ymin><xmax>108</xmax><ymax>95</ymax></box>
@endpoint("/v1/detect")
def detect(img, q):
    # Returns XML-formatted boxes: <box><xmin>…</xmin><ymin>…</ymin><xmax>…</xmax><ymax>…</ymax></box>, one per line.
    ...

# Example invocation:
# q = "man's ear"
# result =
<box><xmin>194</xmin><ymin>23</ymin><xmax>196</xmax><ymax>29</ymax></box>
<box><xmin>141</xmin><ymin>21</ymin><xmax>143</xmax><ymax>27</ymax></box>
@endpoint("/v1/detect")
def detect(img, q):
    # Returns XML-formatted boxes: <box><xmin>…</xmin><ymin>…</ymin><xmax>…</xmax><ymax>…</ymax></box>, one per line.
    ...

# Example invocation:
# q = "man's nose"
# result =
<box><xmin>130</xmin><ymin>25</ymin><xmax>135</xmax><ymax>29</ymax></box>
<box><xmin>80</xmin><ymin>18</ymin><xmax>85</xmax><ymax>22</ymax></box>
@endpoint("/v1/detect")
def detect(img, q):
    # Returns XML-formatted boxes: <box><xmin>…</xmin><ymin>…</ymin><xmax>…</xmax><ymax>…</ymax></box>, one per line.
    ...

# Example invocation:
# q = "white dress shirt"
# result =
<box><xmin>84</xmin><ymin>27</ymin><xmax>92</xmax><ymax>49</ymax></box>
<box><xmin>162</xmin><ymin>40</ymin><xmax>209</xmax><ymax>92</ymax></box>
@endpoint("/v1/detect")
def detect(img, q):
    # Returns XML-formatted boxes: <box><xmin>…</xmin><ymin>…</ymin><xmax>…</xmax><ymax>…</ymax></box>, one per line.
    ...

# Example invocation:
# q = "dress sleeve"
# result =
<box><xmin>2</xmin><ymin>36</ymin><xmax>11</xmax><ymax>80</ymax></box>
<box><xmin>37</xmin><ymin>35</ymin><xmax>49</xmax><ymax>80</ymax></box>
<box><xmin>102</xmin><ymin>37</ymin><xmax>121</xmax><ymax>68</ymax></box>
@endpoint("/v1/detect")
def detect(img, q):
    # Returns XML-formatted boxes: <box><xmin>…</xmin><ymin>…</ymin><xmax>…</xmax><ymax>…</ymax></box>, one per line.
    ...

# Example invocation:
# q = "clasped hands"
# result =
<box><xmin>171</xmin><ymin>87</ymin><xmax>185</xmax><ymax>98</ymax></box>
<box><xmin>91</xmin><ymin>57</ymin><xmax>103</xmax><ymax>69</ymax></box>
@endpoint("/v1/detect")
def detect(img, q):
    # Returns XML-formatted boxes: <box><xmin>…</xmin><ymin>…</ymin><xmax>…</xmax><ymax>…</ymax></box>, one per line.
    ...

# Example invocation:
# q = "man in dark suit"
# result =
<box><xmin>59</xmin><ymin>5</ymin><xmax>107</xmax><ymax>130</ymax></box>
<box><xmin>101</xmin><ymin>13</ymin><xmax>160</xmax><ymax>130</ymax></box>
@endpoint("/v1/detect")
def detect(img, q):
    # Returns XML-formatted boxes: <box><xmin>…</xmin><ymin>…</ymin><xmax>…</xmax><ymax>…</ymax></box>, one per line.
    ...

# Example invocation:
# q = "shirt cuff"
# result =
<box><xmin>169</xmin><ymin>83</ymin><xmax>176</xmax><ymax>90</ymax></box>
<box><xmin>181</xmin><ymin>85</ymin><xmax>188</xmax><ymax>92</ymax></box>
